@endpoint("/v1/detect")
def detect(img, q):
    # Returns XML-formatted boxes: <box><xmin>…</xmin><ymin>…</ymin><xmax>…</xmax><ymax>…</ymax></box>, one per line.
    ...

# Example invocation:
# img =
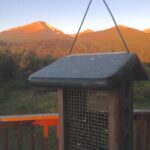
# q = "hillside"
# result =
<box><xmin>79</xmin><ymin>25</ymin><xmax>149</xmax><ymax>43</ymax></box>
<box><xmin>0</xmin><ymin>21</ymin><xmax>70</xmax><ymax>43</ymax></box>
<box><xmin>0</xmin><ymin>22</ymin><xmax>150</xmax><ymax>62</ymax></box>
<box><xmin>78</xmin><ymin>25</ymin><xmax>150</xmax><ymax>62</ymax></box>
<box><xmin>0</xmin><ymin>39</ymin><xmax>98</xmax><ymax>58</ymax></box>
<box><xmin>71</xmin><ymin>29</ymin><xmax>94</xmax><ymax>37</ymax></box>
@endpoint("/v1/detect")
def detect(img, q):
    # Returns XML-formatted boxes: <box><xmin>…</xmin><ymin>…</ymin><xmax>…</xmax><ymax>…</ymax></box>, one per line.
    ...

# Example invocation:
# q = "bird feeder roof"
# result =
<box><xmin>28</xmin><ymin>52</ymin><xmax>148</xmax><ymax>89</ymax></box>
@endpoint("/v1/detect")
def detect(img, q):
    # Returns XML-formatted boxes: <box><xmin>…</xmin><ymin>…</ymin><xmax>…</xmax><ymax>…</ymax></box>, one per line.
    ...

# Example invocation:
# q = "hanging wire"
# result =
<box><xmin>68</xmin><ymin>0</ymin><xmax>93</xmax><ymax>55</ymax></box>
<box><xmin>68</xmin><ymin>0</ymin><xmax>129</xmax><ymax>55</ymax></box>
<box><xmin>102</xmin><ymin>0</ymin><xmax>129</xmax><ymax>53</ymax></box>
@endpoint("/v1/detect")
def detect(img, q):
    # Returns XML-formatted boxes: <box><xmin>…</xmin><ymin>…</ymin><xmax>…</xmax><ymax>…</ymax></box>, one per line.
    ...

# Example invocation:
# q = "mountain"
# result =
<box><xmin>144</xmin><ymin>28</ymin><xmax>150</xmax><ymax>33</ymax></box>
<box><xmin>79</xmin><ymin>25</ymin><xmax>149</xmax><ymax>43</ymax></box>
<box><xmin>0</xmin><ymin>22</ymin><xmax>150</xmax><ymax>62</ymax></box>
<box><xmin>70</xmin><ymin>29</ymin><xmax>94</xmax><ymax>37</ymax></box>
<box><xmin>78</xmin><ymin>25</ymin><xmax>150</xmax><ymax>62</ymax></box>
<box><xmin>79</xmin><ymin>29</ymin><xmax>94</xmax><ymax>35</ymax></box>
<box><xmin>0</xmin><ymin>21</ymin><xmax>70</xmax><ymax>43</ymax></box>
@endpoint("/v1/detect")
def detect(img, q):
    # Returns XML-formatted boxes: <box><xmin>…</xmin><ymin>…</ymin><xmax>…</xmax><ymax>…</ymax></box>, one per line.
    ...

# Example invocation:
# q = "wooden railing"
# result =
<box><xmin>0</xmin><ymin>110</ymin><xmax>150</xmax><ymax>150</ymax></box>
<box><xmin>0</xmin><ymin>114</ymin><xmax>59</xmax><ymax>150</ymax></box>
<box><xmin>134</xmin><ymin>110</ymin><xmax>150</xmax><ymax>150</ymax></box>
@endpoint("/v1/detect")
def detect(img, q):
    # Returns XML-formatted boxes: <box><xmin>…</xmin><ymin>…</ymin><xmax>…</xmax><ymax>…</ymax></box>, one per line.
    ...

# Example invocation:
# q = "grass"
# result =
<box><xmin>0</xmin><ymin>87</ymin><xmax>58</xmax><ymax>150</ymax></box>
<box><xmin>0</xmin><ymin>88</ymin><xmax>58</xmax><ymax>115</ymax></box>
<box><xmin>1</xmin><ymin>87</ymin><xmax>150</xmax><ymax>114</ymax></box>
<box><xmin>134</xmin><ymin>99</ymin><xmax>150</xmax><ymax>110</ymax></box>
<box><xmin>0</xmin><ymin>85</ymin><xmax>150</xmax><ymax>115</ymax></box>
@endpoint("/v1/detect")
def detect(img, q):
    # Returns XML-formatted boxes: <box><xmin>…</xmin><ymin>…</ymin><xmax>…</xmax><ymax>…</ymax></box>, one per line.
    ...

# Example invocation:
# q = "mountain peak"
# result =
<box><xmin>38</xmin><ymin>21</ymin><xmax>64</xmax><ymax>35</ymax></box>
<box><xmin>109</xmin><ymin>25</ymin><xmax>144</xmax><ymax>33</ymax></box>
<box><xmin>34</xmin><ymin>21</ymin><xmax>56</xmax><ymax>31</ymax></box>
<box><xmin>117</xmin><ymin>24</ymin><xmax>129</xmax><ymax>29</ymax></box>
<box><xmin>79</xmin><ymin>29</ymin><xmax>94</xmax><ymax>36</ymax></box>
<box><xmin>0</xmin><ymin>21</ymin><xmax>66</xmax><ymax>43</ymax></box>
<box><xmin>144</xmin><ymin>28</ymin><xmax>150</xmax><ymax>33</ymax></box>
<box><xmin>2</xmin><ymin>21</ymin><xmax>64</xmax><ymax>34</ymax></box>
<box><xmin>83</xmin><ymin>29</ymin><xmax>93</xmax><ymax>32</ymax></box>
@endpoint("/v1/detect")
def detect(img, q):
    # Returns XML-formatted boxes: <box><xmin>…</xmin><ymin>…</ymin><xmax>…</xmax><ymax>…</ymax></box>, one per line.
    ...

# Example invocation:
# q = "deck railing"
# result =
<box><xmin>134</xmin><ymin>110</ymin><xmax>150</xmax><ymax>150</ymax></box>
<box><xmin>0</xmin><ymin>110</ymin><xmax>150</xmax><ymax>150</ymax></box>
<box><xmin>0</xmin><ymin>114</ymin><xmax>59</xmax><ymax>150</ymax></box>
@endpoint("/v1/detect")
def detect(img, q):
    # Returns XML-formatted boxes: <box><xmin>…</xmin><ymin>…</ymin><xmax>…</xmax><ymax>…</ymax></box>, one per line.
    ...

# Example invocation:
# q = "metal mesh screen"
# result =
<box><xmin>64</xmin><ymin>89</ymin><xmax>109</xmax><ymax>150</ymax></box>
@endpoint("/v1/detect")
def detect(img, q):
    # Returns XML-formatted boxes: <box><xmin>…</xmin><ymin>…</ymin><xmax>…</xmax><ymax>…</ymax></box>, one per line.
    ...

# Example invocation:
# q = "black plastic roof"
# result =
<box><xmin>28</xmin><ymin>52</ymin><xmax>148</xmax><ymax>89</ymax></box>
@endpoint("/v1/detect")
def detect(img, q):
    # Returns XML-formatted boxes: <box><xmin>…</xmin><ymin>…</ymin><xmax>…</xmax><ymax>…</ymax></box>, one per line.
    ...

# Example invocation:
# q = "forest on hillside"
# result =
<box><xmin>0</xmin><ymin>49</ymin><xmax>57</xmax><ymax>90</ymax></box>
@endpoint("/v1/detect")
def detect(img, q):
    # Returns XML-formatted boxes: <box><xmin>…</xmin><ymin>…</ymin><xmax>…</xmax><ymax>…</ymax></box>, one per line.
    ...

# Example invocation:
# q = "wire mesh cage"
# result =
<box><xmin>64</xmin><ymin>89</ymin><xmax>109</xmax><ymax>150</ymax></box>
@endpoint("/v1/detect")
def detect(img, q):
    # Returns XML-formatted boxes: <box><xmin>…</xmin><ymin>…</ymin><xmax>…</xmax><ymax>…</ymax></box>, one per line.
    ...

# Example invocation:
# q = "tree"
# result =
<box><xmin>0</xmin><ymin>50</ymin><xmax>19</xmax><ymax>82</ymax></box>
<box><xmin>21</xmin><ymin>51</ymin><xmax>56</xmax><ymax>77</ymax></box>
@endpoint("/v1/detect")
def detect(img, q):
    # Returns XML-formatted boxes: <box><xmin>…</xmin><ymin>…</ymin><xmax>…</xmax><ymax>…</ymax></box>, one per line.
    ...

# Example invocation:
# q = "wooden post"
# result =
<box><xmin>109</xmin><ymin>89</ymin><xmax>120</xmax><ymax>150</ymax></box>
<box><xmin>147</xmin><ymin>119</ymin><xmax>150</xmax><ymax>150</ymax></box>
<box><xmin>58</xmin><ymin>89</ymin><xmax>64</xmax><ymax>150</ymax></box>
<box><xmin>56</xmin><ymin>125</ymin><xmax>60</xmax><ymax>150</ymax></box>
<box><xmin>17</xmin><ymin>127</ymin><xmax>23</xmax><ymax>150</ymax></box>
<box><xmin>31</xmin><ymin>126</ymin><xmax>35</xmax><ymax>150</ymax></box>
<box><xmin>3</xmin><ymin>128</ymin><xmax>8</xmax><ymax>150</ymax></box>
<box><xmin>135</xmin><ymin>116</ymin><xmax>147</xmax><ymax>150</ymax></box>
<box><xmin>43</xmin><ymin>125</ymin><xmax>49</xmax><ymax>150</ymax></box>
<box><xmin>109</xmin><ymin>75</ymin><xmax>133</xmax><ymax>150</ymax></box>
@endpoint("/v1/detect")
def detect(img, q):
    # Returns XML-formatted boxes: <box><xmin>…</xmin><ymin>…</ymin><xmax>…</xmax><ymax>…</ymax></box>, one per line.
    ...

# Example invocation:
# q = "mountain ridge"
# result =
<box><xmin>0</xmin><ymin>21</ymin><xmax>69</xmax><ymax>43</ymax></box>
<box><xmin>1</xmin><ymin>21</ymin><xmax>149</xmax><ymax>38</ymax></box>
<box><xmin>0</xmin><ymin>21</ymin><xmax>150</xmax><ymax>62</ymax></box>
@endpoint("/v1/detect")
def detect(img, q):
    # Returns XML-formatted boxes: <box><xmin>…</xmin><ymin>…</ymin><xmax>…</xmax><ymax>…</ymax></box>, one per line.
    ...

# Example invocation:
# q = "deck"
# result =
<box><xmin>0</xmin><ymin>110</ymin><xmax>149</xmax><ymax>150</ymax></box>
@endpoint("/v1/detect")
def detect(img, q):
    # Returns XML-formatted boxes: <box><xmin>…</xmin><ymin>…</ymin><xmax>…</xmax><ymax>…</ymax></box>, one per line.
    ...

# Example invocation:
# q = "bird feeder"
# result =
<box><xmin>29</xmin><ymin>52</ymin><xmax>148</xmax><ymax>150</ymax></box>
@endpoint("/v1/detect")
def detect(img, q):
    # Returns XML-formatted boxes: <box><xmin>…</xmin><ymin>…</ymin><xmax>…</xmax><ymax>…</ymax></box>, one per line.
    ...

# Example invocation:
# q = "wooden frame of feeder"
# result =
<box><xmin>58</xmin><ymin>75</ymin><xmax>134</xmax><ymax>150</ymax></box>
<box><xmin>29</xmin><ymin>52</ymin><xmax>148</xmax><ymax>150</ymax></box>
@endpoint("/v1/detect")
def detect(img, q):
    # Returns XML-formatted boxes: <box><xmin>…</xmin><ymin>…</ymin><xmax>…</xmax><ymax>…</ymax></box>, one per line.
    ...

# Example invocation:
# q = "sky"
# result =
<box><xmin>0</xmin><ymin>0</ymin><xmax>150</xmax><ymax>34</ymax></box>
